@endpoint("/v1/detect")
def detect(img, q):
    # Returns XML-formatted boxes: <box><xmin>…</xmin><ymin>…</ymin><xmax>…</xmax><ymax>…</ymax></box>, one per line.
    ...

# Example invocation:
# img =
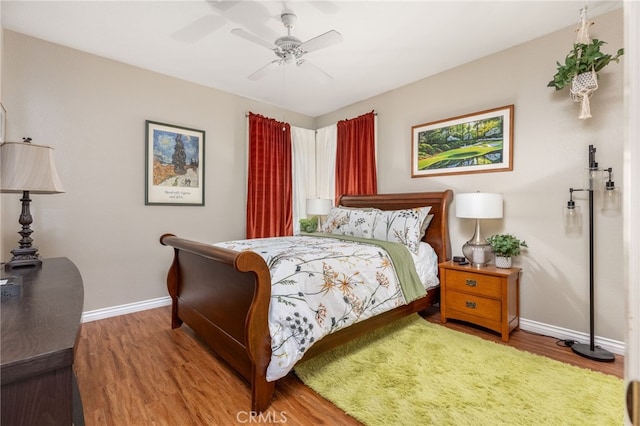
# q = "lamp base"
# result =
<box><xmin>461</xmin><ymin>217</ymin><xmax>494</xmax><ymax>267</ymax></box>
<box><xmin>571</xmin><ymin>343</ymin><xmax>615</xmax><ymax>362</ymax></box>
<box><xmin>462</xmin><ymin>242</ymin><xmax>493</xmax><ymax>267</ymax></box>
<box><xmin>5</xmin><ymin>247</ymin><xmax>42</xmax><ymax>270</ymax></box>
<box><xmin>5</xmin><ymin>190</ymin><xmax>43</xmax><ymax>271</ymax></box>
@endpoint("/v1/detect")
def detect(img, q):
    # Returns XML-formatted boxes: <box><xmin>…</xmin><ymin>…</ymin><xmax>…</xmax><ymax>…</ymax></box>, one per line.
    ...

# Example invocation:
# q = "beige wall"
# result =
<box><xmin>1</xmin><ymin>8</ymin><xmax>626</xmax><ymax>342</ymax></box>
<box><xmin>318</xmin><ymin>9</ymin><xmax>625</xmax><ymax>342</ymax></box>
<box><xmin>1</xmin><ymin>30</ymin><xmax>314</xmax><ymax>311</ymax></box>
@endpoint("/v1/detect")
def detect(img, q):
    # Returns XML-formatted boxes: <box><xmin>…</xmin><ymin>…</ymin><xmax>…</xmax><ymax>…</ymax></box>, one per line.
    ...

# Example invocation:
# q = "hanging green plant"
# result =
<box><xmin>547</xmin><ymin>39</ymin><xmax>624</xmax><ymax>91</ymax></box>
<box><xmin>547</xmin><ymin>6</ymin><xmax>624</xmax><ymax>120</ymax></box>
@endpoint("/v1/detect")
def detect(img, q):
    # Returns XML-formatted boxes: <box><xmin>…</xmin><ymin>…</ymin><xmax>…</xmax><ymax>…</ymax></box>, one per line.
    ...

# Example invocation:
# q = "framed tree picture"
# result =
<box><xmin>145</xmin><ymin>120</ymin><xmax>205</xmax><ymax>206</ymax></box>
<box><xmin>411</xmin><ymin>105</ymin><xmax>514</xmax><ymax>178</ymax></box>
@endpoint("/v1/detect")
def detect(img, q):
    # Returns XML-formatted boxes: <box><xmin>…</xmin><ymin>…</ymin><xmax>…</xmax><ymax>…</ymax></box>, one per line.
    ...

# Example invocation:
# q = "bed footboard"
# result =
<box><xmin>160</xmin><ymin>233</ymin><xmax>275</xmax><ymax>411</ymax></box>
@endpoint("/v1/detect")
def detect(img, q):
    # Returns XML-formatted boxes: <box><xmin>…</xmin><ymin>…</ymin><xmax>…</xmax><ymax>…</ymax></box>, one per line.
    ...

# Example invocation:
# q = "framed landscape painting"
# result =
<box><xmin>411</xmin><ymin>105</ymin><xmax>514</xmax><ymax>178</ymax></box>
<box><xmin>145</xmin><ymin>120</ymin><xmax>205</xmax><ymax>206</ymax></box>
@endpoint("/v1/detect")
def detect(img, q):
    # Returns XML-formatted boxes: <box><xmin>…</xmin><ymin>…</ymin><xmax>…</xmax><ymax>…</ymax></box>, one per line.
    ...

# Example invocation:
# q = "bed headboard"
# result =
<box><xmin>338</xmin><ymin>190</ymin><xmax>453</xmax><ymax>263</ymax></box>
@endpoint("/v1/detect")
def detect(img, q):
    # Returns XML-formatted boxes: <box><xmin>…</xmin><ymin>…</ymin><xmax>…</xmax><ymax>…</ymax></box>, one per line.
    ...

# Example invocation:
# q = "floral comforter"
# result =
<box><xmin>214</xmin><ymin>234</ymin><xmax>437</xmax><ymax>381</ymax></box>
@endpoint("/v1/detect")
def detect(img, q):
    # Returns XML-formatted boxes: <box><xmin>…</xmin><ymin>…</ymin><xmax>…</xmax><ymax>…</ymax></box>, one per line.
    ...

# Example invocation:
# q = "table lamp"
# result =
<box><xmin>455</xmin><ymin>192</ymin><xmax>503</xmax><ymax>267</ymax></box>
<box><xmin>306</xmin><ymin>198</ymin><xmax>332</xmax><ymax>231</ymax></box>
<box><xmin>1</xmin><ymin>139</ymin><xmax>65</xmax><ymax>269</ymax></box>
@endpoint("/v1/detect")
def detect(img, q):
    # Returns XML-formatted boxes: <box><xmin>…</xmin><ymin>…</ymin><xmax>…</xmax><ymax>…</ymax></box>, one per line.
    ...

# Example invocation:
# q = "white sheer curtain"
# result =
<box><xmin>291</xmin><ymin>126</ymin><xmax>316</xmax><ymax>234</ymax></box>
<box><xmin>316</xmin><ymin>124</ymin><xmax>337</xmax><ymax>203</ymax></box>
<box><xmin>290</xmin><ymin>124</ymin><xmax>338</xmax><ymax>233</ymax></box>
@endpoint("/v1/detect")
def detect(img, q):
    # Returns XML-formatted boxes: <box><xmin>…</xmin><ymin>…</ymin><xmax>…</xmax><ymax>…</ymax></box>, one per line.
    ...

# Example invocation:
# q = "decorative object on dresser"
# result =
<box><xmin>160</xmin><ymin>190</ymin><xmax>453</xmax><ymax>412</ymax></box>
<box><xmin>305</xmin><ymin>197</ymin><xmax>332</xmax><ymax>231</ymax></box>
<box><xmin>564</xmin><ymin>144</ymin><xmax>618</xmax><ymax>362</ymax></box>
<box><xmin>439</xmin><ymin>260</ymin><xmax>520</xmax><ymax>342</ymax></box>
<box><xmin>455</xmin><ymin>192</ymin><xmax>503</xmax><ymax>267</ymax></box>
<box><xmin>486</xmin><ymin>233</ymin><xmax>528</xmax><ymax>269</ymax></box>
<box><xmin>0</xmin><ymin>138</ymin><xmax>65</xmax><ymax>270</ymax></box>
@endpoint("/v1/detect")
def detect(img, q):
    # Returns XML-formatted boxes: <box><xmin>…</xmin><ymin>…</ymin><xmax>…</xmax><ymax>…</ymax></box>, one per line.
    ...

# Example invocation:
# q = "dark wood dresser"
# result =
<box><xmin>1</xmin><ymin>257</ymin><xmax>85</xmax><ymax>425</ymax></box>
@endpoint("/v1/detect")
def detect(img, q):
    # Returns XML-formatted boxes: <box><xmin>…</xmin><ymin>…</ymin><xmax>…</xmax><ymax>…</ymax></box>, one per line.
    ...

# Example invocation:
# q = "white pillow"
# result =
<box><xmin>371</xmin><ymin>206</ymin><xmax>432</xmax><ymax>253</ymax></box>
<box><xmin>322</xmin><ymin>207</ymin><xmax>378</xmax><ymax>238</ymax></box>
<box><xmin>411</xmin><ymin>241</ymin><xmax>440</xmax><ymax>290</ymax></box>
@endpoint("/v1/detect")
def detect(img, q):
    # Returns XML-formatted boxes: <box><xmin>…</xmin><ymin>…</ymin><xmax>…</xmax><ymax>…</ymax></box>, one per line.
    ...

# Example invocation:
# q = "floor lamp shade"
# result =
<box><xmin>456</xmin><ymin>192</ymin><xmax>503</xmax><ymax>266</ymax></box>
<box><xmin>1</xmin><ymin>141</ymin><xmax>65</xmax><ymax>269</ymax></box>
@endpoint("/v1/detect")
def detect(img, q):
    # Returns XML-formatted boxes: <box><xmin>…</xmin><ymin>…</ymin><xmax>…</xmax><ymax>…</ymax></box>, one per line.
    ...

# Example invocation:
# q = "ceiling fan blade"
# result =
<box><xmin>248</xmin><ymin>60</ymin><xmax>282</xmax><ymax>80</ymax></box>
<box><xmin>231</xmin><ymin>28</ymin><xmax>275</xmax><ymax>50</ymax></box>
<box><xmin>300</xmin><ymin>30</ymin><xmax>343</xmax><ymax>53</ymax></box>
<box><xmin>297</xmin><ymin>59</ymin><xmax>333</xmax><ymax>80</ymax></box>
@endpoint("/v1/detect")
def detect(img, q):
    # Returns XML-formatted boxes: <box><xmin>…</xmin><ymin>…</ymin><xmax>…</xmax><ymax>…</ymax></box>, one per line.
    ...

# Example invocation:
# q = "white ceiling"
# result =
<box><xmin>1</xmin><ymin>1</ymin><xmax>623</xmax><ymax>117</ymax></box>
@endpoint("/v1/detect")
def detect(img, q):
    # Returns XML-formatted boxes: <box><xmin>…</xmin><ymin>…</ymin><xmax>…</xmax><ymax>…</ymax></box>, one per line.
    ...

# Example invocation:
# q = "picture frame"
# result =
<box><xmin>145</xmin><ymin>120</ymin><xmax>205</xmax><ymax>206</ymax></box>
<box><xmin>411</xmin><ymin>105</ymin><xmax>514</xmax><ymax>178</ymax></box>
<box><xmin>0</xmin><ymin>103</ymin><xmax>6</xmax><ymax>143</ymax></box>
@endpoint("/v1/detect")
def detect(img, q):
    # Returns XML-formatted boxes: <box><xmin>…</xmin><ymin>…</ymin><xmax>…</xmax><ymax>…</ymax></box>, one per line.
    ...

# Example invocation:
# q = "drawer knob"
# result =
<box><xmin>465</xmin><ymin>301</ymin><xmax>477</xmax><ymax>309</ymax></box>
<box><xmin>466</xmin><ymin>279</ymin><xmax>478</xmax><ymax>287</ymax></box>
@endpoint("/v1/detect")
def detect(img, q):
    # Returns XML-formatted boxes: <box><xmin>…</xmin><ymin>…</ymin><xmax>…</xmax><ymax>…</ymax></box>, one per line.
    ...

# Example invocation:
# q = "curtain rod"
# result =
<box><xmin>245</xmin><ymin>110</ymin><xmax>378</xmax><ymax>118</ymax></box>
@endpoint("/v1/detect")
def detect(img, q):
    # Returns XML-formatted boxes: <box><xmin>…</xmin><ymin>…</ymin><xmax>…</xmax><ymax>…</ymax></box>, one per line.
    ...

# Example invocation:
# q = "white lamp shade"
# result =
<box><xmin>1</xmin><ymin>141</ymin><xmax>65</xmax><ymax>194</ymax></box>
<box><xmin>455</xmin><ymin>192</ymin><xmax>503</xmax><ymax>219</ymax></box>
<box><xmin>306</xmin><ymin>198</ymin><xmax>332</xmax><ymax>216</ymax></box>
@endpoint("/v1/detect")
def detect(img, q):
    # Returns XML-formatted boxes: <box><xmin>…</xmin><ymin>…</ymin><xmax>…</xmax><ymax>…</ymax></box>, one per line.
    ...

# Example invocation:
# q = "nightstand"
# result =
<box><xmin>439</xmin><ymin>261</ymin><xmax>521</xmax><ymax>342</ymax></box>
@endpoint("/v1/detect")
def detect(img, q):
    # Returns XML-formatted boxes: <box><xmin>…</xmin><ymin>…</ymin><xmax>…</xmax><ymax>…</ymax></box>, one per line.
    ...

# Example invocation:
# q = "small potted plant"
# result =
<box><xmin>299</xmin><ymin>217</ymin><xmax>318</xmax><ymax>233</ymax></box>
<box><xmin>486</xmin><ymin>234</ymin><xmax>528</xmax><ymax>269</ymax></box>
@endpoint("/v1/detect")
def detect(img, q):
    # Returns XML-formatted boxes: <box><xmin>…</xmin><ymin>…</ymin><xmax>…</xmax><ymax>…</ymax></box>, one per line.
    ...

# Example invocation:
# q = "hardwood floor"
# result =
<box><xmin>74</xmin><ymin>306</ymin><xmax>623</xmax><ymax>425</ymax></box>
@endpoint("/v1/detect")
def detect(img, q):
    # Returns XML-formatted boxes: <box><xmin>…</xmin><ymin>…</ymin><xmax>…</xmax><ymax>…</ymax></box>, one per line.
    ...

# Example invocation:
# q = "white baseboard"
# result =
<box><xmin>520</xmin><ymin>317</ymin><xmax>625</xmax><ymax>355</ymax></box>
<box><xmin>81</xmin><ymin>296</ymin><xmax>171</xmax><ymax>323</ymax></box>
<box><xmin>81</xmin><ymin>297</ymin><xmax>626</xmax><ymax>355</ymax></box>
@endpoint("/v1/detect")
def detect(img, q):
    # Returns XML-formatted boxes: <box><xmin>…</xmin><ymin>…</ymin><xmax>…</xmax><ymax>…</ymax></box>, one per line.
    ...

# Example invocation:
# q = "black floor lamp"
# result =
<box><xmin>564</xmin><ymin>145</ymin><xmax>618</xmax><ymax>362</ymax></box>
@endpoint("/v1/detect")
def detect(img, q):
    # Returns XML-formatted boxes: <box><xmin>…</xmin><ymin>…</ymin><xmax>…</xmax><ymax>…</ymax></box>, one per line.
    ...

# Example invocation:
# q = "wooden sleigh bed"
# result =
<box><xmin>160</xmin><ymin>190</ymin><xmax>452</xmax><ymax>412</ymax></box>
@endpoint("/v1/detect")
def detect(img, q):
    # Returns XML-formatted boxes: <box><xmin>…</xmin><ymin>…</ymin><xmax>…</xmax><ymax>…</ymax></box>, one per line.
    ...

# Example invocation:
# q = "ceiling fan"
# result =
<box><xmin>231</xmin><ymin>12</ymin><xmax>343</xmax><ymax>80</ymax></box>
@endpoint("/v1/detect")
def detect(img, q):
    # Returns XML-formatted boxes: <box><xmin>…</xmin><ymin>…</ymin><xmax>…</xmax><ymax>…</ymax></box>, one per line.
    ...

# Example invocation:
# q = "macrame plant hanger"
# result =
<box><xmin>570</xmin><ymin>6</ymin><xmax>597</xmax><ymax>119</ymax></box>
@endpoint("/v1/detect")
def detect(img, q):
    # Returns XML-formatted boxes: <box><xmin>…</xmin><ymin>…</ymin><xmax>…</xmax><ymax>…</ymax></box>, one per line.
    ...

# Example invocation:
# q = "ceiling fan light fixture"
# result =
<box><xmin>284</xmin><ymin>52</ymin><xmax>296</xmax><ymax>65</ymax></box>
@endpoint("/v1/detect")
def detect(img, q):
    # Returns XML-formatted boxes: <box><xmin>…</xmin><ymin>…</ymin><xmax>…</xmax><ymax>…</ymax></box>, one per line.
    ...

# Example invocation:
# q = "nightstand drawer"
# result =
<box><xmin>445</xmin><ymin>291</ymin><xmax>501</xmax><ymax>322</ymax></box>
<box><xmin>444</xmin><ymin>269</ymin><xmax>502</xmax><ymax>298</ymax></box>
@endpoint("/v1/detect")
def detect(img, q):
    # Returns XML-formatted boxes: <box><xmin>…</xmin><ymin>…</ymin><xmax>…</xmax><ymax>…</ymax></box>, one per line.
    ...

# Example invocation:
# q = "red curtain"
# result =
<box><xmin>246</xmin><ymin>113</ymin><xmax>293</xmax><ymax>238</ymax></box>
<box><xmin>335</xmin><ymin>111</ymin><xmax>378</xmax><ymax>204</ymax></box>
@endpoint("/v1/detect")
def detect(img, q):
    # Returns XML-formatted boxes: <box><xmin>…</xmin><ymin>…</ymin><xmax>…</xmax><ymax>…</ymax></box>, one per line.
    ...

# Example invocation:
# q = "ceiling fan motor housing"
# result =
<box><xmin>275</xmin><ymin>35</ymin><xmax>304</xmax><ymax>60</ymax></box>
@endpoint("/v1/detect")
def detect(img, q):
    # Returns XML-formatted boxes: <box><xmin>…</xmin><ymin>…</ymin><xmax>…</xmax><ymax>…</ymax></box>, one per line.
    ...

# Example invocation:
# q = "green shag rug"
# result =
<box><xmin>294</xmin><ymin>315</ymin><xmax>624</xmax><ymax>426</ymax></box>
